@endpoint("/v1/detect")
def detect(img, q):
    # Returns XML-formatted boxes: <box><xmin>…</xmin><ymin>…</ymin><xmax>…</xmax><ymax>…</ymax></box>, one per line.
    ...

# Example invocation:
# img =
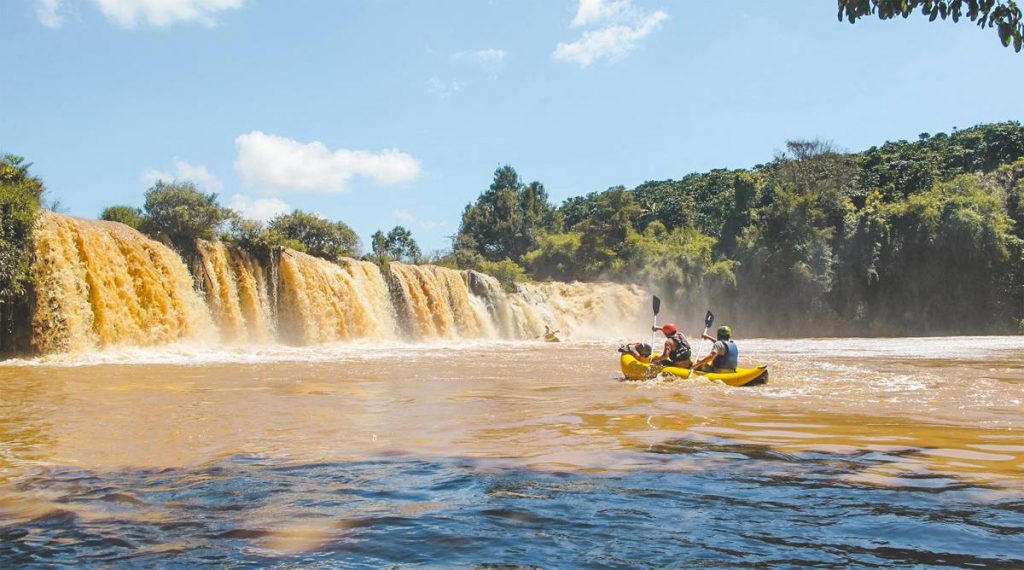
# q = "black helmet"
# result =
<box><xmin>637</xmin><ymin>343</ymin><xmax>652</xmax><ymax>357</ymax></box>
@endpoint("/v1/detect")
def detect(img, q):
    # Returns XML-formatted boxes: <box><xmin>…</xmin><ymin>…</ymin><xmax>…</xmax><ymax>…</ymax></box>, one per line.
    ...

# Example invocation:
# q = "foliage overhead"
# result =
<box><xmin>838</xmin><ymin>0</ymin><xmax>1024</xmax><ymax>51</ymax></box>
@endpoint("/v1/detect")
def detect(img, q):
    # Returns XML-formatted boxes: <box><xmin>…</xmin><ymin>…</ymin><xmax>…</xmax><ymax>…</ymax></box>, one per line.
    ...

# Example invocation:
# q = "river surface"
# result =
<box><xmin>0</xmin><ymin>336</ymin><xmax>1022</xmax><ymax>567</ymax></box>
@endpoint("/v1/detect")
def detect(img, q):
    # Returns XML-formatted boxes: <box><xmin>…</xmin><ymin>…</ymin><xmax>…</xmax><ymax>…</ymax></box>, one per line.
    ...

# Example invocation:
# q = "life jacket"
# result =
<box><xmin>666</xmin><ymin>332</ymin><xmax>691</xmax><ymax>363</ymax></box>
<box><xmin>712</xmin><ymin>340</ymin><xmax>738</xmax><ymax>370</ymax></box>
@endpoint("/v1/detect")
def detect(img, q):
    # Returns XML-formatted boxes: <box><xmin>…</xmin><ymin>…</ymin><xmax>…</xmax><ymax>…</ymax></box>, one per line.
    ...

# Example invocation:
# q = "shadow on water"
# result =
<box><xmin>1</xmin><ymin>446</ymin><xmax>1022</xmax><ymax>568</ymax></box>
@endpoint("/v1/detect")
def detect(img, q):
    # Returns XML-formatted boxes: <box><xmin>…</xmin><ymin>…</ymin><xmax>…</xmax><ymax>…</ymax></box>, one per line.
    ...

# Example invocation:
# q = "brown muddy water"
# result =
<box><xmin>0</xmin><ymin>337</ymin><xmax>1022</xmax><ymax>566</ymax></box>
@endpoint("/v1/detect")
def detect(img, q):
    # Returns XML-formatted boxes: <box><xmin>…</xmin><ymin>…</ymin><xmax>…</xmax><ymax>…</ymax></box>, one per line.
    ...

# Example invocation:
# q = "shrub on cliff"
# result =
<box><xmin>265</xmin><ymin>210</ymin><xmax>361</xmax><ymax>260</ymax></box>
<box><xmin>141</xmin><ymin>181</ymin><xmax>233</xmax><ymax>252</ymax></box>
<box><xmin>100</xmin><ymin>205</ymin><xmax>145</xmax><ymax>230</ymax></box>
<box><xmin>477</xmin><ymin>258</ymin><xmax>528</xmax><ymax>292</ymax></box>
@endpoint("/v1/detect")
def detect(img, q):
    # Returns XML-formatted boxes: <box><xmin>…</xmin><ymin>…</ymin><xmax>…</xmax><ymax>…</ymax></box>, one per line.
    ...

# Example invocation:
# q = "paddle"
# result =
<box><xmin>687</xmin><ymin>310</ymin><xmax>714</xmax><ymax>379</ymax></box>
<box><xmin>650</xmin><ymin>295</ymin><xmax>661</xmax><ymax>351</ymax></box>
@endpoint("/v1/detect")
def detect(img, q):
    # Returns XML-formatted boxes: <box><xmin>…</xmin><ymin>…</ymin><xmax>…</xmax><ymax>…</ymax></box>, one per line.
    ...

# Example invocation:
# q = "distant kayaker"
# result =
<box><xmin>543</xmin><ymin>325</ymin><xmax>560</xmax><ymax>342</ymax></box>
<box><xmin>617</xmin><ymin>342</ymin><xmax>653</xmax><ymax>363</ymax></box>
<box><xmin>694</xmin><ymin>325</ymin><xmax>738</xmax><ymax>373</ymax></box>
<box><xmin>651</xmin><ymin>323</ymin><xmax>693</xmax><ymax>368</ymax></box>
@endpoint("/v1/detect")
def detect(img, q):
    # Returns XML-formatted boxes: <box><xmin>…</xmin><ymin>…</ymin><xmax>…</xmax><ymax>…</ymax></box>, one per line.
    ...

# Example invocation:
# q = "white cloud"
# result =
<box><xmin>230</xmin><ymin>194</ymin><xmax>290</xmax><ymax>222</ymax></box>
<box><xmin>571</xmin><ymin>0</ymin><xmax>632</xmax><ymax>28</ymax></box>
<box><xmin>393</xmin><ymin>210</ymin><xmax>414</xmax><ymax>222</ymax></box>
<box><xmin>94</xmin><ymin>0</ymin><xmax>242</xmax><ymax>28</ymax></box>
<box><xmin>35</xmin><ymin>0</ymin><xmax>65</xmax><ymax>28</ymax></box>
<box><xmin>235</xmin><ymin>131</ymin><xmax>421</xmax><ymax>194</ymax></box>
<box><xmin>37</xmin><ymin>0</ymin><xmax>242</xmax><ymax>29</ymax></box>
<box><xmin>555</xmin><ymin>0</ymin><xmax>668</xmax><ymax>67</ymax></box>
<box><xmin>452</xmin><ymin>48</ymin><xmax>506</xmax><ymax>65</ymax></box>
<box><xmin>140</xmin><ymin>158</ymin><xmax>224</xmax><ymax>192</ymax></box>
<box><xmin>427</xmin><ymin>77</ymin><xmax>464</xmax><ymax>99</ymax></box>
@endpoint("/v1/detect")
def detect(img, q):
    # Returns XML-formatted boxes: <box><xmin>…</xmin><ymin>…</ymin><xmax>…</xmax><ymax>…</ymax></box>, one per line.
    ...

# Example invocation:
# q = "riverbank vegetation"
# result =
<box><xmin>449</xmin><ymin>122</ymin><xmax>1024</xmax><ymax>335</ymax></box>
<box><xmin>0</xmin><ymin>155</ymin><xmax>45</xmax><ymax>353</ymax></box>
<box><xmin>100</xmin><ymin>182</ymin><xmax>362</xmax><ymax>263</ymax></box>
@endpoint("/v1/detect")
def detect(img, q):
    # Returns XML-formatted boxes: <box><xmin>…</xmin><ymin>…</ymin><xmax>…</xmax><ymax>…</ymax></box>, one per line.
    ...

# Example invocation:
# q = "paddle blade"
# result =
<box><xmin>704</xmin><ymin>310</ymin><xmax>714</xmax><ymax>328</ymax></box>
<box><xmin>652</xmin><ymin>296</ymin><xmax>661</xmax><ymax>316</ymax></box>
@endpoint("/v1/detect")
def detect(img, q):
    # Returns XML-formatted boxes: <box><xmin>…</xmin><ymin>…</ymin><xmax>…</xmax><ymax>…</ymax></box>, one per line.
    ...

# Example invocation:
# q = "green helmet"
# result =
<box><xmin>716</xmin><ymin>325</ymin><xmax>732</xmax><ymax>339</ymax></box>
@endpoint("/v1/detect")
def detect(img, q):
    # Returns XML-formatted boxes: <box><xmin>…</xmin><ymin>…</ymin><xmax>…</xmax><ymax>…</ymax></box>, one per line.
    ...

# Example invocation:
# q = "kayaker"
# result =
<box><xmin>650</xmin><ymin>323</ymin><xmax>693</xmax><ymax>368</ymax></box>
<box><xmin>617</xmin><ymin>342</ymin><xmax>653</xmax><ymax>363</ymax></box>
<box><xmin>543</xmin><ymin>325</ymin><xmax>560</xmax><ymax>342</ymax></box>
<box><xmin>694</xmin><ymin>325</ymin><xmax>738</xmax><ymax>373</ymax></box>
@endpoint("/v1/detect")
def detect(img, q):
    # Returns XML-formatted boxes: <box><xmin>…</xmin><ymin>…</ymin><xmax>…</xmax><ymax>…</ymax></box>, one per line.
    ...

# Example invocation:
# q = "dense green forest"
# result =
<box><xmin>449</xmin><ymin>122</ymin><xmax>1024</xmax><ymax>336</ymax></box>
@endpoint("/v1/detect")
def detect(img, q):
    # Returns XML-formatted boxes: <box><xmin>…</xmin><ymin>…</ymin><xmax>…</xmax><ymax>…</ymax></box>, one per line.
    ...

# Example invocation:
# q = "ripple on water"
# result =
<box><xmin>0</xmin><ymin>447</ymin><xmax>1021</xmax><ymax>567</ymax></box>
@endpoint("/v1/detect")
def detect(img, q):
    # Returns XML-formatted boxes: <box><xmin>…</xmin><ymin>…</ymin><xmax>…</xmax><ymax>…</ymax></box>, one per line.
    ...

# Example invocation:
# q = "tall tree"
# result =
<box><xmin>372</xmin><ymin>225</ymin><xmax>422</xmax><ymax>262</ymax></box>
<box><xmin>457</xmin><ymin>166</ymin><xmax>560</xmax><ymax>262</ymax></box>
<box><xmin>370</xmin><ymin>230</ymin><xmax>388</xmax><ymax>259</ymax></box>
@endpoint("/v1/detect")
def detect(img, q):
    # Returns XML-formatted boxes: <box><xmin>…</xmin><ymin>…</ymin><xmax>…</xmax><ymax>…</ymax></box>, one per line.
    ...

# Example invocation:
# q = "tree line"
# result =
<box><xmin>446</xmin><ymin>122</ymin><xmax>1024</xmax><ymax>336</ymax></box>
<box><xmin>98</xmin><ymin>182</ymin><xmax>422</xmax><ymax>265</ymax></box>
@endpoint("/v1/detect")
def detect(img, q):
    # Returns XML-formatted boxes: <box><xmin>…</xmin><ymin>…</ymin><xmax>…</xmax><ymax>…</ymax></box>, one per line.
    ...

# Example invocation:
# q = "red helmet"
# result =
<box><xmin>661</xmin><ymin>323</ymin><xmax>677</xmax><ymax>335</ymax></box>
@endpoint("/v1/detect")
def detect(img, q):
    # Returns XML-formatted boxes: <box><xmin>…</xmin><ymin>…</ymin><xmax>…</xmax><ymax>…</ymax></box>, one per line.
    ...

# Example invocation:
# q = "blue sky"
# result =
<box><xmin>3</xmin><ymin>1</ymin><xmax>1023</xmax><ymax>252</ymax></box>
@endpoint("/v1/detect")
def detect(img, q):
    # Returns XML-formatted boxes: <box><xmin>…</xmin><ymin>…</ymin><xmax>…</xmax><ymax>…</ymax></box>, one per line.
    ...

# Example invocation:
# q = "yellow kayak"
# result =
<box><xmin>620</xmin><ymin>353</ymin><xmax>768</xmax><ymax>387</ymax></box>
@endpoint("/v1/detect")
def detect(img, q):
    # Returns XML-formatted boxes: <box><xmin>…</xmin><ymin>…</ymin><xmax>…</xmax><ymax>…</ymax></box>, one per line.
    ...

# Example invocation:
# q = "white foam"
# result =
<box><xmin>0</xmin><ymin>339</ymin><xmax>557</xmax><ymax>368</ymax></box>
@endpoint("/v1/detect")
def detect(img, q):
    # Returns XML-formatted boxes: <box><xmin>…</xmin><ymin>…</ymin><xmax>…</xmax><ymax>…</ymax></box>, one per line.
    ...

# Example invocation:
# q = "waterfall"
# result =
<box><xmin>26</xmin><ymin>213</ymin><xmax>647</xmax><ymax>354</ymax></box>
<box><xmin>31</xmin><ymin>212</ymin><xmax>216</xmax><ymax>353</ymax></box>
<box><xmin>388</xmin><ymin>264</ymin><xmax>497</xmax><ymax>339</ymax></box>
<box><xmin>196</xmin><ymin>240</ymin><xmax>274</xmax><ymax>343</ymax></box>
<box><xmin>515</xmin><ymin>281</ymin><xmax>648</xmax><ymax>339</ymax></box>
<box><xmin>276</xmin><ymin>250</ymin><xmax>397</xmax><ymax>344</ymax></box>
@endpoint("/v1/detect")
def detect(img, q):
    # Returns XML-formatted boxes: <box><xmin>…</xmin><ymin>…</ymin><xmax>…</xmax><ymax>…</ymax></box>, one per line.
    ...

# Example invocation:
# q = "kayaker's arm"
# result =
<box><xmin>654</xmin><ymin>339</ymin><xmax>673</xmax><ymax>364</ymax></box>
<box><xmin>694</xmin><ymin>341</ymin><xmax>726</xmax><ymax>371</ymax></box>
<box><xmin>693</xmin><ymin>352</ymin><xmax>715</xmax><ymax>370</ymax></box>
